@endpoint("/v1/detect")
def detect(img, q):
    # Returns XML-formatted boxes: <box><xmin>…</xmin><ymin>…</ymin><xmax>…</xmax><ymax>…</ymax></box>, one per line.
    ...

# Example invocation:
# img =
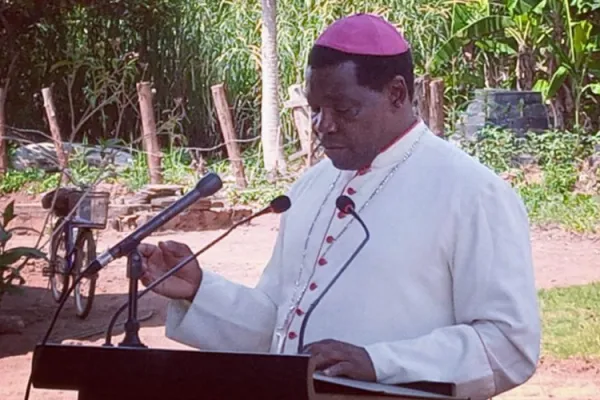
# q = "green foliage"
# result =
<box><xmin>539</xmin><ymin>283</ymin><xmax>600</xmax><ymax>358</ymax></box>
<box><xmin>0</xmin><ymin>168</ymin><xmax>59</xmax><ymax>195</ymax></box>
<box><xmin>2</xmin><ymin>0</ymin><xmax>599</xmax><ymax>151</ymax></box>
<box><xmin>161</xmin><ymin>149</ymin><xmax>197</xmax><ymax>189</ymax></box>
<box><xmin>0</xmin><ymin>201</ymin><xmax>46</xmax><ymax>305</ymax></box>
<box><xmin>462</xmin><ymin>127</ymin><xmax>600</xmax><ymax>173</ymax></box>
<box><xmin>459</xmin><ymin>127</ymin><xmax>600</xmax><ymax>232</ymax></box>
<box><xmin>4</xmin><ymin>126</ymin><xmax>600</xmax><ymax>232</ymax></box>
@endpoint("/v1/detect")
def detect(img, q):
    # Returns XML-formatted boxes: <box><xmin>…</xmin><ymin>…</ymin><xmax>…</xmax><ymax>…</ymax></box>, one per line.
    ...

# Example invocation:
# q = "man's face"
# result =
<box><xmin>305</xmin><ymin>61</ymin><xmax>391</xmax><ymax>170</ymax></box>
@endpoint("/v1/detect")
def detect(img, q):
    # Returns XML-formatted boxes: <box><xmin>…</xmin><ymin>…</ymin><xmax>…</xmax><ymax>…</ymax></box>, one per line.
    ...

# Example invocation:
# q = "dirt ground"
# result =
<box><xmin>1</xmin><ymin>212</ymin><xmax>600</xmax><ymax>399</ymax></box>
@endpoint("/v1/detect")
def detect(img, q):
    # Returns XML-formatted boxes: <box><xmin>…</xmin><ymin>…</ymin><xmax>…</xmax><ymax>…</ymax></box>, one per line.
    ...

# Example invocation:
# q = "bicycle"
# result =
<box><xmin>41</xmin><ymin>185</ymin><xmax>110</xmax><ymax>319</ymax></box>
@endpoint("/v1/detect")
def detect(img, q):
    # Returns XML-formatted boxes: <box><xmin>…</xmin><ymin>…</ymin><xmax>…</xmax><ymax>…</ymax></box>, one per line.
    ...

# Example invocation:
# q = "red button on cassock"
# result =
<box><xmin>309</xmin><ymin>282</ymin><xmax>318</xmax><ymax>291</ymax></box>
<box><xmin>295</xmin><ymin>308</ymin><xmax>304</xmax><ymax>316</ymax></box>
<box><xmin>347</xmin><ymin>187</ymin><xmax>357</xmax><ymax>195</ymax></box>
<box><xmin>288</xmin><ymin>331</ymin><xmax>297</xmax><ymax>339</ymax></box>
<box><xmin>318</xmin><ymin>258</ymin><xmax>327</xmax><ymax>266</ymax></box>
<box><xmin>326</xmin><ymin>236</ymin><xmax>334</xmax><ymax>243</ymax></box>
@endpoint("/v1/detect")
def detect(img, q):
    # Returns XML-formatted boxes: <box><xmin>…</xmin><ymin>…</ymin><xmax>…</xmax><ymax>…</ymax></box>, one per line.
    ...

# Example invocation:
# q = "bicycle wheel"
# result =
<box><xmin>73</xmin><ymin>229</ymin><xmax>97</xmax><ymax>319</ymax></box>
<box><xmin>49</xmin><ymin>221</ymin><xmax>70</xmax><ymax>303</ymax></box>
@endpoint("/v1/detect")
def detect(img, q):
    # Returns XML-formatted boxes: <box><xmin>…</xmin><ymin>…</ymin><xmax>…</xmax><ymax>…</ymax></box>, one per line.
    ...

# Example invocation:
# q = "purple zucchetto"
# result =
<box><xmin>315</xmin><ymin>13</ymin><xmax>410</xmax><ymax>56</ymax></box>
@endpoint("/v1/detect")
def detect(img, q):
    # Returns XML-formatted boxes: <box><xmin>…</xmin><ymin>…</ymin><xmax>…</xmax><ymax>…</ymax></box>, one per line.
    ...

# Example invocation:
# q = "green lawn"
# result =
<box><xmin>539</xmin><ymin>282</ymin><xmax>600</xmax><ymax>358</ymax></box>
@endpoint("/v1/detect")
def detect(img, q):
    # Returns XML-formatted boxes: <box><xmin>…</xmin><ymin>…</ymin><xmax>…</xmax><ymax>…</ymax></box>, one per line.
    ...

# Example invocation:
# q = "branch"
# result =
<box><xmin>65</xmin><ymin>73</ymin><xmax>77</xmax><ymax>136</ymax></box>
<box><xmin>2</xmin><ymin>53</ymin><xmax>18</xmax><ymax>92</ymax></box>
<box><xmin>7</xmin><ymin>125</ymin><xmax>54</xmax><ymax>142</ymax></box>
<box><xmin>69</xmin><ymin>92</ymin><xmax>120</xmax><ymax>143</ymax></box>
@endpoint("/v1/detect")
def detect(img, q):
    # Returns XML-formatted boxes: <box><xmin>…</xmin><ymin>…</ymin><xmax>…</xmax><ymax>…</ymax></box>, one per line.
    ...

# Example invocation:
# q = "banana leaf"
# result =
<box><xmin>547</xmin><ymin>65</ymin><xmax>570</xmax><ymax>98</ymax></box>
<box><xmin>429</xmin><ymin>15</ymin><xmax>515</xmax><ymax>70</ymax></box>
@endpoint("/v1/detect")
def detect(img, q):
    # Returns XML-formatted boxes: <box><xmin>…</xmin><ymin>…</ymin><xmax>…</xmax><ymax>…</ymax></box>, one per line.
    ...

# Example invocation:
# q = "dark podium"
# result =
<box><xmin>31</xmin><ymin>344</ymin><xmax>468</xmax><ymax>400</ymax></box>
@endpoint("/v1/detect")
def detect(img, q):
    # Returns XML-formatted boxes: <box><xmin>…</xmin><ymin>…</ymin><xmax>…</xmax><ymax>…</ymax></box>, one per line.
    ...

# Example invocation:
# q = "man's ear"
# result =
<box><xmin>387</xmin><ymin>75</ymin><xmax>408</xmax><ymax>108</ymax></box>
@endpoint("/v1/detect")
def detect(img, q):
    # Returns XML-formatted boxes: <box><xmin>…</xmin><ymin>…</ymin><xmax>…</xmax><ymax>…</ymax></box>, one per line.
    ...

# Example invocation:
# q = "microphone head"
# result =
<box><xmin>195</xmin><ymin>172</ymin><xmax>223</xmax><ymax>197</ymax></box>
<box><xmin>336</xmin><ymin>195</ymin><xmax>355</xmax><ymax>214</ymax></box>
<box><xmin>269</xmin><ymin>195</ymin><xmax>291</xmax><ymax>214</ymax></box>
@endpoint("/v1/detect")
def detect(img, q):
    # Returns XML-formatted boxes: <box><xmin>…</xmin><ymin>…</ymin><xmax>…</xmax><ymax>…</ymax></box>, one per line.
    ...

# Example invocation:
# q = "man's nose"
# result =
<box><xmin>313</xmin><ymin>108</ymin><xmax>337</xmax><ymax>136</ymax></box>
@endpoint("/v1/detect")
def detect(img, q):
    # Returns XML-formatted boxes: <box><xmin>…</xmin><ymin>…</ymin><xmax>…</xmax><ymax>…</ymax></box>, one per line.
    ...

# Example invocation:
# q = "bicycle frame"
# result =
<box><xmin>57</xmin><ymin>218</ymin><xmax>80</xmax><ymax>277</ymax></box>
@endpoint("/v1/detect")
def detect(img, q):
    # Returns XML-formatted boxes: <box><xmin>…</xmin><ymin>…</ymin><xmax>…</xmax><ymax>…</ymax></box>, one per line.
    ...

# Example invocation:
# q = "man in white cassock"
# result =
<box><xmin>138</xmin><ymin>13</ymin><xmax>541</xmax><ymax>400</ymax></box>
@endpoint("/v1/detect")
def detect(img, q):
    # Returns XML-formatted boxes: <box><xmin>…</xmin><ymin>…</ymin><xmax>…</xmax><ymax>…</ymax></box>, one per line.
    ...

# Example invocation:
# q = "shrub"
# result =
<box><xmin>0</xmin><ymin>201</ymin><xmax>46</xmax><ymax>307</ymax></box>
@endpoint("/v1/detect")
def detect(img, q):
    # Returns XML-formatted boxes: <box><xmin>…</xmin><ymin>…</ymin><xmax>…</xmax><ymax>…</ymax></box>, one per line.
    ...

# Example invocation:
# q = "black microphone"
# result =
<box><xmin>103</xmin><ymin>195</ymin><xmax>292</xmax><ymax>346</ymax></box>
<box><xmin>85</xmin><ymin>172</ymin><xmax>223</xmax><ymax>276</ymax></box>
<box><xmin>297</xmin><ymin>195</ymin><xmax>370</xmax><ymax>352</ymax></box>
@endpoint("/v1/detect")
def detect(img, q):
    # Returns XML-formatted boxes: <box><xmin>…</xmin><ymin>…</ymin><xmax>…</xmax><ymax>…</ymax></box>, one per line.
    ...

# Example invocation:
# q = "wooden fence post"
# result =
<box><xmin>284</xmin><ymin>84</ymin><xmax>312</xmax><ymax>167</ymax></box>
<box><xmin>0</xmin><ymin>88</ymin><xmax>8</xmax><ymax>175</ymax></box>
<box><xmin>429</xmin><ymin>78</ymin><xmax>445</xmax><ymax>137</ymax></box>
<box><xmin>137</xmin><ymin>82</ymin><xmax>163</xmax><ymax>184</ymax></box>
<box><xmin>41</xmin><ymin>87</ymin><xmax>69</xmax><ymax>184</ymax></box>
<box><xmin>0</xmin><ymin>55</ymin><xmax>18</xmax><ymax>177</ymax></box>
<box><xmin>211</xmin><ymin>83</ymin><xmax>247</xmax><ymax>189</ymax></box>
<box><xmin>414</xmin><ymin>74</ymin><xmax>431</xmax><ymax>126</ymax></box>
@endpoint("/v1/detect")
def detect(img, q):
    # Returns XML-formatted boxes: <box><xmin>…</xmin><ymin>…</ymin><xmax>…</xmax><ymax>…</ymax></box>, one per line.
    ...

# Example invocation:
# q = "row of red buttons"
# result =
<box><xmin>287</xmin><ymin>184</ymin><xmax>359</xmax><ymax>342</ymax></box>
<box><xmin>288</xmin><ymin>306</ymin><xmax>306</xmax><ymax>340</ymax></box>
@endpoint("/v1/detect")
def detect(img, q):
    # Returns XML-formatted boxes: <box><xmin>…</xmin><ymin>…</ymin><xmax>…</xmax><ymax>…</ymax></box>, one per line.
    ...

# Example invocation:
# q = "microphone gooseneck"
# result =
<box><xmin>103</xmin><ymin>195</ymin><xmax>292</xmax><ymax>346</ymax></box>
<box><xmin>297</xmin><ymin>195</ymin><xmax>370</xmax><ymax>352</ymax></box>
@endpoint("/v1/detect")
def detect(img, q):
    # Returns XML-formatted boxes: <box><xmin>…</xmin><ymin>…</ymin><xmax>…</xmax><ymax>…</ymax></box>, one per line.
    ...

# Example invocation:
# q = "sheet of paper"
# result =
<box><xmin>313</xmin><ymin>372</ymin><xmax>463</xmax><ymax>400</ymax></box>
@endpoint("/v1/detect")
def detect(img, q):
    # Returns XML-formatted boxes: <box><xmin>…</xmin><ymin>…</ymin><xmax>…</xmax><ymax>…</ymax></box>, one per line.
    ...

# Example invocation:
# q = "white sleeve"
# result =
<box><xmin>364</xmin><ymin>181</ymin><xmax>541</xmax><ymax>400</ymax></box>
<box><xmin>164</xmin><ymin>213</ymin><xmax>288</xmax><ymax>352</ymax></box>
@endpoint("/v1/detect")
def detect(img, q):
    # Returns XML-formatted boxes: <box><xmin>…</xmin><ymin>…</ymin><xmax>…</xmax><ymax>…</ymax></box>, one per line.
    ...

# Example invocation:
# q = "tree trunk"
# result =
<box><xmin>547</xmin><ymin>8</ymin><xmax>569</xmax><ymax>129</ymax></box>
<box><xmin>0</xmin><ymin>54</ymin><xmax>18</xmax><ymax>177</ymax></box>
<box><xmin>0</xmin><ymin>88</ymin><xmax>8</xmax><ymax>175</ymax></box>
<box><xmin>260</xmin><ymin>0</ymin><xmax>286</xmax><ymax>180</ymax></box>
<box><xmin>516</xmin><ymin>43</ymin><xmax>534</xmax><ymax>91</ymax></box>
<box><xmin>429</xmin><ymin>79</ymin><xmax>445</xmax><ymax>136</ymax></box>
<box><xmin>483</xmin><ymin>55</ymin><xmax>498</xmax><ymax>88</ymax></box>
<box><xmin>41</xmin><ymin>87</ymin><xmax>70</xmax><ymax>184</ymax></box>
<box><xmin>413</xmin><ymin>75</ymin><xmax>430</xmax><ymax>125</ymax></box>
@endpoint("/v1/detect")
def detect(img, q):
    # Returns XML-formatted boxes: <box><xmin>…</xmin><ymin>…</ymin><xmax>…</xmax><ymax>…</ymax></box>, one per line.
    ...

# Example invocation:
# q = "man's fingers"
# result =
<box><xmin>140</xmin><ymin>273</ymin><xmax>152</xmax><ymax>287</ymax></box>
<box><xmin>303</xmin><ymin>339</ymin><xmax>337</xmax><ymax>354</ymax></box>
<box><xmin>312</xmin><ymin>352</ymin><xmax>333</xmax><ymax>370</ymax></box>
<box><xmin>139</xmin><ymin>267</ymin><xmax>155</xmax><ymax>287</ymax></box>
<box><xmin>160</xmin><ymin>241</ymin><xmax>191</xmax><ymax>257</ymax></box>
<box><xmin>324</xmin><ymin>361</ymin><xmax>353</xmax><ymax>378</ymax></box>
<box><xmin>304</xmin><ymin>344</ymin><xmax>345</xmax><ymax>370</ymax></box>
<box><xmin>138</xmin><ymin>243</ymin><xmax>158</xmax><ymax>257</ymax></box>
<box><xmin>302</xmin><ymin>339</ymin><xmax>375</xmax><ymax>382</ymax></box>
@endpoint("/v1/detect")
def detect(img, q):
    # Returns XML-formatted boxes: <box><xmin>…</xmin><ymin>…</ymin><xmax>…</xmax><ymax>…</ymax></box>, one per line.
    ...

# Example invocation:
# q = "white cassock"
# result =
<box><xmin>165</xmin><ymin>121</ymin><xmax>541</xmax><ymax>400</ymax></box>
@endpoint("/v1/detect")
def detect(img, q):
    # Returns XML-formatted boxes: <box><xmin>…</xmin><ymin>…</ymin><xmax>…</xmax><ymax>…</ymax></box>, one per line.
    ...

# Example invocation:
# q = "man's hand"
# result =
<box><xmin>303</xmin><ymin>339</ymin><xmax>376</xmax><ymax>381</ymax></box>
<box><xmin>138</xmin><ymin>241</ymin><xmax>202</xmax><ymax>301</ymax></box>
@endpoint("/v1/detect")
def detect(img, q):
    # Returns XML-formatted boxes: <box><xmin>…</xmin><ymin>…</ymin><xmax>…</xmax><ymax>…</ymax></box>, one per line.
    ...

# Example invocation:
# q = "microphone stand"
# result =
<box><xmin>119</xmin><ymin>248</ymin><xmax>146</xmax><ymax>348</ymax></box>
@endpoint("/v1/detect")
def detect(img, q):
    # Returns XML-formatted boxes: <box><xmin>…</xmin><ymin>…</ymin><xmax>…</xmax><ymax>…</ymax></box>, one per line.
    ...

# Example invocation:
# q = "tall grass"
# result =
<box><xmin>6</xmin><ymin>0</ymin><xmax>468</xmax><ymax>150</ymax></box>
<box><xmin>111</xmin><ymin>0</ymin><xmax>458</xmax><ymax>146</ymax></box>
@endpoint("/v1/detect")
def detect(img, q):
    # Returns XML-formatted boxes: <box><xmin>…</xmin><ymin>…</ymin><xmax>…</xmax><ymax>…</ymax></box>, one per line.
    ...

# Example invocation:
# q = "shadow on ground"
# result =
<box><xmin>0</xmin><ymin>285</ymin><xmax>168</xmax><ymax>359</ymax></box>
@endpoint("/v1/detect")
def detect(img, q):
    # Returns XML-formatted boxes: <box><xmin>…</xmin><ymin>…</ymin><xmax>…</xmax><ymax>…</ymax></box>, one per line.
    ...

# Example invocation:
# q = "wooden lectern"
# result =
<box><xmin>31</xmin><ymin>344</ymin><xmax>468</xmax><ymax>400</ymax></box>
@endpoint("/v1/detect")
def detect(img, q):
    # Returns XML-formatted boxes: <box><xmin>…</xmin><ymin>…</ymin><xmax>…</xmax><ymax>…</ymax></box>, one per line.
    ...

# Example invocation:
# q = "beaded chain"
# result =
<box><xmin>274</xmin><ymin>131</ymin><xmax>425</xmax><ymax>353</ymax></box>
